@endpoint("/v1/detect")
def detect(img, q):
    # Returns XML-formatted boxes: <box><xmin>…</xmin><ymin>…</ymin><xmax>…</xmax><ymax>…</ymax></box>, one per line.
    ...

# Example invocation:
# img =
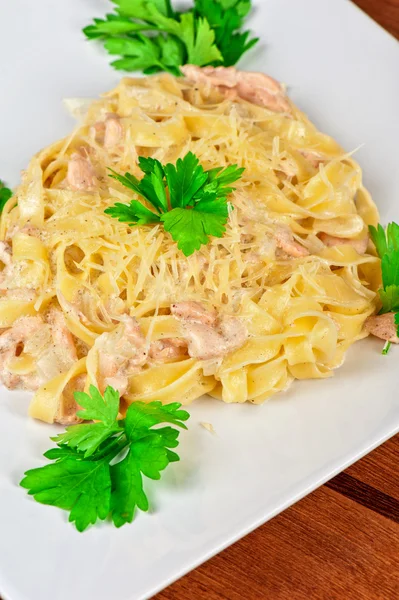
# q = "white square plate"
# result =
<box><xmin>0</xmin><ymin>1</ymin><xmax>398</xmax><ymax>599</ymax></box>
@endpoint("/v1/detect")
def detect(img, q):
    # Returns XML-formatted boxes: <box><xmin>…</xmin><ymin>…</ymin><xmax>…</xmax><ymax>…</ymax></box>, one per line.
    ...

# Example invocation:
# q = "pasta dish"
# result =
<box><xmin>0</xmin><ymin>66</ymin><xmax>382</xmax><ymax>425</ymax></box>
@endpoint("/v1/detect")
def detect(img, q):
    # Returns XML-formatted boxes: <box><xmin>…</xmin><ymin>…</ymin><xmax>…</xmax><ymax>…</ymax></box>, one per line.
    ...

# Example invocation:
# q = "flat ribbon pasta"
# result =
<box><xmin>0</xmin><ymin>72</ymin><xmax>381</xmax><ymax>421</ymax></box>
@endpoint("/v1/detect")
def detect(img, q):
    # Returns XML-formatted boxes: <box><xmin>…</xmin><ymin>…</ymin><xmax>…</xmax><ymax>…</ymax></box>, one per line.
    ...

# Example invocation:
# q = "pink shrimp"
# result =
<box><xmin>275</xmin><ymin>227</ymin><xmax>309</xmax><ymax>258</ymax></box>
<box><xmin>319</xmin><ymin>232</ymin><xmax>369</xmax><ymax>254</ymax></box>
<box><xmin>172</xmin><ymin>302</ymin><xmax>248</xmax><ymax>360</ymax></box>
<box><xmin>104</xmin><ymin>115</ymin><xmax>123</xmax><ymax>149</ymax></box>
<box><xmin>67</xmin><ymin>152</ymin><xmax>97</xmax><ymax>191</ymax></box>
<box><xmin>171</xmin><ymin>301</ymin><xmax>217</xmax><ymax>326</ymax></box>
<box><xmin>181</xmin><ymin>65</ymin><xmax>292</xmax><ymax>113</ymax></box>
<box><xmin>365</xmin><ymin>313</ymin><xmax>399</xmax><ymax>344</ymax></box>
<box><xmin>92</xmin><ymin>114</ymin><xmax>123</xmax><ymax>150</ymax></box>
<box><xmin>46</xmin><ymin>308</ymin><xmax>78</xmax><ymax>363</ymax></box>
<box><xmin>95</xmin><ymin>316</ymin><xmax>148</xmax><ymax>396</ymax></box>
<box><xmin>149</xmin><ymin>338</ymin><xmax>188</xmax><ymax>361</ymax></box>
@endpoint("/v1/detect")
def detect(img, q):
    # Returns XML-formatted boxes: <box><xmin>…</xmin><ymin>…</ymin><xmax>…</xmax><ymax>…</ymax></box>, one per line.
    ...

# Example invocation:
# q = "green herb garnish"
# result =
<box><xmin>105</xmin><ymin>152</ymin><xmax>244</xmax><ymax>256</ymax></box>
<box><xmin>194</xmin><ymin>0</ymin><xmax>258</xmax><ymax>67</ymax></box>
<box><xmin>369</xmin><ymin>222</ymin><xmax>399</xmax><ymax>353</ymax></box>
<box><xmin>382</xmin><ymin>341</ymin><xmax>391</xmax><ymax>355</ymax></box>
<box><xmin>0</xmin><ymin>181</ymin><xmax>12</xmax><ymax>213</ymax></box>
<box><xmin>83</xmin><ymin>0</ymin><xmax>258</xmax><ymax>75</ymax></box>
<box><xmin>20</xmin><ymin>385</ymin><xmax>189</xmax><ymax>531</ymax></box>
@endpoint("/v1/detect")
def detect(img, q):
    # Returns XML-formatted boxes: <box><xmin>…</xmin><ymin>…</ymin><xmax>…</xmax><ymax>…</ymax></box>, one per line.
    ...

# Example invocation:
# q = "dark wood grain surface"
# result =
<box><xmin>155</xmin><ymin>438</ymin><xmax>399</xmax><ymax>600</ymax></box>
<box><xmin>155</xmin><ymin>2</ymin><xmax>399</xmax><ymax>598</ymax></box>
<box><xmin>353</xmin><ymin>0</ymin><xmax>399</xmax><ymax>37</ymax></box>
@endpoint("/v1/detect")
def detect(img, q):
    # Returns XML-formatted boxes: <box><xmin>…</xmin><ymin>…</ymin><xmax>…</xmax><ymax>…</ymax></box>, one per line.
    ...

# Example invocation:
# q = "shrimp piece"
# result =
<box><xmin>91</xmin><ymin>114</ymin><xmax>123</xmax><ymax>150</ymax></box>
<box><xmin>95</xmin><ymin>316</ymin><xmax>147</xmax><ymax>396</ymax></box>
<box><xmin>219</xmin><ymin>317</ymin><xmax>249</xmax><ymax>350</ymax></box>
<box><xmin>182</xmin><ymin>65</ymin><xmax>238</xmax><ymax>88</ymax></box>
<box><xmin>46</xmin><ymin>308</ymin><xmax>78</xmax><ymax>363</ymax></box>
<box><xmin>67</xmin><ymin>152</ymin><xmax>97</xmax><ymax>191</ymax></box>
<box><xmin>181</xmin><ymin>323</ymin><xmax>226</xmax><ymax>360</ymax></box>
<box><xmin>149</xmin><ymin>338</ymin><xmax>188</xmax><ymax>361</ymax></box>
<box><xmin>27</xmin><ymin>310</ymin><xmax>78</xmax><ymax>383</ymax></box>
<box><xmin>104</xmin><ymin>115</ymin><xmax>123</xmax><ymax>149</ymax></box>
<box><xmin>319</xmin><ymin>232</ymin><xmax>369</xmax><ymax>255</ymax></box>
<box><xmin>180</xmin><ymin>319</ymin><xmax>248</xmax><ymax>360</ymax></box>
<box><xmin>171</xmin><ymin>301</ymin><xmax>217</xmax><ymax>326</ymax></box>
<box><xmin>275</xmin><ymin>227</ymin><xmax>309</xmax><ymax>258</ymax></box>
<box><xmin>172</xmin><ymin>302</ymin><xmax>248</xmax><ymax>360</ymax></box>
<box><xmin>365</xmin><ymin>313</ymin><xmax>399</xmax><ymax>344</ymax></box>
<box><xmin>0</xmin><ymin>316</ymin><xmax>44</xmax><ymax>390</ymax></box>
<box><xmin>91</xmin><ymin>120</ymin><xmax>105</xmax><ymax>143</ymax></box>
<box><xmin>181</xmin><ymin>65</ymin><xmax>291</xmax><ymax>113</ymax></box>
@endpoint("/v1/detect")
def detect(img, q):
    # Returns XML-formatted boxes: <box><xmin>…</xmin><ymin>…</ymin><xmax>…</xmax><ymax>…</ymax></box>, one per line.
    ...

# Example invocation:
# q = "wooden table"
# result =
<box><xmin>155</xmin><ymin>2</ymin><xmax>399</xmax><ymax>598</ymax></box>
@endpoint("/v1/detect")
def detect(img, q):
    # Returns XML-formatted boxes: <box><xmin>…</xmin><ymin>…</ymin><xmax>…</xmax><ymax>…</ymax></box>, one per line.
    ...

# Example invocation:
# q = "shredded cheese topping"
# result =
<box><xmin>0</xmin><ymin>72</ymin><xmax>380</xmax><ymax>423</ymax></box>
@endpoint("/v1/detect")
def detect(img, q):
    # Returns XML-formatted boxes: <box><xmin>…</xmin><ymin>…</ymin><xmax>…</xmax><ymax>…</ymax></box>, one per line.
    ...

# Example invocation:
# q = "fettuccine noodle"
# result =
<box><xmin>0</xmin><ymin>69</ymin><xmax>380</xmax><ymax>423</ymax></box>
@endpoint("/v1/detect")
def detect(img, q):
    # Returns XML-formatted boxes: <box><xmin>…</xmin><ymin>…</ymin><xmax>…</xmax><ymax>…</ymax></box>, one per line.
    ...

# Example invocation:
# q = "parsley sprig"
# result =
<box><xmin>20</xmin><ymin>385</ymin><xmax>189</xmax><ymax>531</ymax></box>
<box><xmin>369</xmin><ymin>222</ymin><xmax>399</xmax><ymax>353</ymax></box>
<box><xmin>0</xmin><ymin>180</ymin><xmax>12</xmax><ymax>213</ymax></box>
<box><xmin>83</xmin><ymin>0</ymin><xmax>258</xmax><ymax>75</ymax></box>
<box><xmin>105</xmin><ymin>152</ymin><xmax>244</xmax><ymax>256</ymax></box>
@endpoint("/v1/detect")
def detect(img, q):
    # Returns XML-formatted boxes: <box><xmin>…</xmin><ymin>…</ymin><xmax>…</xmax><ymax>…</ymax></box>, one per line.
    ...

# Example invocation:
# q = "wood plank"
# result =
<box><xmin>155</xmin><ymin>485</ymin><xmax>399</xmax><ymax>600</ymax></box>
<box><xmin>352</xmin><ymin>0</ymin><xmax>399</xmax><ymax>38</ymax></box>
<box><xmin>326</xmin><ymin>472</ymin><xmax>399</xmax><ymax>523</ymax></box>
<box><xmin>345</xmin><ymin>436</ymin><xmax>399</xmax><ymax>500</ymax></box>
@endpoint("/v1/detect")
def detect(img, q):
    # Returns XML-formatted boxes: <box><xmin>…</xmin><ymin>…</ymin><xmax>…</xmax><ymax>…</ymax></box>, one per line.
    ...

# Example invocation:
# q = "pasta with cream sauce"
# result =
<box><xmin>0</xmin><ymin>68</ymin><xmax>381</xmax><ymax>423</ymax></box>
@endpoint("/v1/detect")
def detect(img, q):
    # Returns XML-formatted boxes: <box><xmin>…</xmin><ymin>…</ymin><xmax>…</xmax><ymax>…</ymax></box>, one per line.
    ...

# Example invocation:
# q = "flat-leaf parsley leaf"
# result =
<box><xmin>194</xmin><ymin>0</ymin><xmax>258</xmax><ymax>66</ymax></box>
<box><xmin>370</xmin><ymin>222</ymin><xmax>399</xmax><ymax>313</ymax></box>
<box><xmin>105</xmin><ymin>152</ymin><xmax>244</xmax><ymax>255</ymax></box>
<box><xmin>0</xmin><ymin>181</ymin><xmax>12</xmax><ymax>213</ymax></box>
<box><xmin>164</xmin><ymin>152</ymin><xmax>208</xmax><ymax>208</ymax></box>
<box><xmin>369</xmin><ymin>222</ymin><xmax>399</xmax><ymax>353</ymax></box>
<box><xmin>161</xmin><ymin>194</ymin><xmax>229</xmax><ymax>255</ymax></box>
<box><xmin>20</xmin><ymin>386</ymin><xmax>189</xmax><ymax>531</ymax></box>
<box><xmin>83</xmin><ymin>0</ymin><xmax>257</xmax><ymax>74</ymax></box>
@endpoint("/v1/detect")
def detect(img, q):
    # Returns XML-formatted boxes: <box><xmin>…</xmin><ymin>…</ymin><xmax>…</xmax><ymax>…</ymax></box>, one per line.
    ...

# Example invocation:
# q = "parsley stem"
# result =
<box><xmin>382</xmin><ymin>341</ymin><xmax>391</xmax><ymax>355</ymax></box>
<box><xmin>94</xmin><ymin>434</ymin><xmax>128</xmax><ymax>462</ymax></box>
